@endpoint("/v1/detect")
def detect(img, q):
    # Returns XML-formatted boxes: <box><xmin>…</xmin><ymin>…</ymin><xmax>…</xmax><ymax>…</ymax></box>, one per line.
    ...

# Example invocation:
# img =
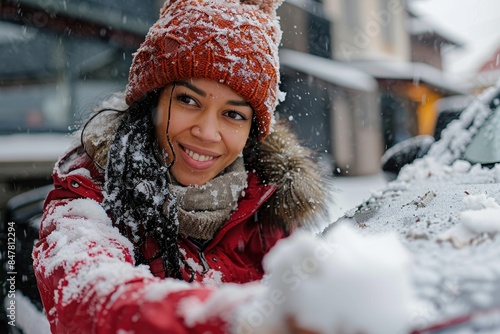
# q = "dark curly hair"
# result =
<box><xmin>81</xmin><ymin>89</ymin><xmax>189</xmax><ymax>280</ymax></box>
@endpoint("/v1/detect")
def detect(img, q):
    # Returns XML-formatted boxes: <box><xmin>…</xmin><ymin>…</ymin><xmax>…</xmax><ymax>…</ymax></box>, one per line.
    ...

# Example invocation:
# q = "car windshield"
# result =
<box><xmin>463</xmin><ymin>103</ymin><xmax>500</xmax><ymax>165</ymax></box>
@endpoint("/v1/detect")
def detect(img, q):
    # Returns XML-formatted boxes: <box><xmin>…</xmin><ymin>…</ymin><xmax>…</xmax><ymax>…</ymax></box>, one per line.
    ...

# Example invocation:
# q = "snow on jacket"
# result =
<box><xmin>33</xmin><ymin>98</ymin><xmax>331</xmax><ymax>334</ymax></box>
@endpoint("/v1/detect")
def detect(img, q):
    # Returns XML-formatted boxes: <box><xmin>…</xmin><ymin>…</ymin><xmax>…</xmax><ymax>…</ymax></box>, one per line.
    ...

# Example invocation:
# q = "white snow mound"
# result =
<box><xmin>237</xmin><ymin>224</ymin><xmax>418</xmax><ymax>334</ymax></box>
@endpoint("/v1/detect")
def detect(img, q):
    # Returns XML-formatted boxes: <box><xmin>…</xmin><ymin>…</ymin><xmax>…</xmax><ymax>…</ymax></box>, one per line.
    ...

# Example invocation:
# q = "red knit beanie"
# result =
<box><xmin>125</xmin><ymin>0</ymin><xmax>284</xmax><ymax>141</ymax></box>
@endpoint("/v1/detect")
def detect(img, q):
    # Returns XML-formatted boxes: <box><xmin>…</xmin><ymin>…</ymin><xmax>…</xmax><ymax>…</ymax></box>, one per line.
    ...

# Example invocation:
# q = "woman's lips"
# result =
<box><xmin>179</xmin><ymin>144</ymin><xmax>220</xmax><ymax>169</ymax></box>
<box><xmin>183</xmin><ymin>147</ymin><xmax>215</xmax><ymax>162</ymax></box>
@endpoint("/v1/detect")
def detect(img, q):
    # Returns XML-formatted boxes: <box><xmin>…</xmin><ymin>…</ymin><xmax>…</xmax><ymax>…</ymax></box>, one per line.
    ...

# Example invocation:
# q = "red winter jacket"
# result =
<box><xmin>33</xmin><ymin>147</ymin><xmax>287</xmax><ymax>334</ymax></box>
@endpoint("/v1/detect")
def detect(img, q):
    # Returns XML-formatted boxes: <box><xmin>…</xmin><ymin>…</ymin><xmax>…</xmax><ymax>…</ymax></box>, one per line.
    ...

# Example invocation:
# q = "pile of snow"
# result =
<box><xmin>396</xmin><ymin>156</ymin><xmax>500</xmax><ymax>186</ymax></box>
<box><xmin>438</xmin><ymin>194</ymin><xmax>500</xmax><ymax>248</ymax></box>
<box><xmin>236</xmin><ymin>224</ymin><xmax>418</xmax><ymax>334</ymax></box>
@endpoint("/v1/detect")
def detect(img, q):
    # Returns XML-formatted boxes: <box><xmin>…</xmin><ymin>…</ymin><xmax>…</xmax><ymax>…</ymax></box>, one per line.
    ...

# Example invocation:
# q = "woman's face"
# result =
<box><xmin>156</xmin><ymin>78</ymin><xmax>253</xmax><ymax>186</ymax></box>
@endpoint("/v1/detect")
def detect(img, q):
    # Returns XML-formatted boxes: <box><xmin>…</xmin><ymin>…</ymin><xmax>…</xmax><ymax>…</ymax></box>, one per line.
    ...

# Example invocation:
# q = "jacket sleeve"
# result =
<box><xmin>33</xmin><ymin>172</ymin><xmax>260</xmax><ymax>333</ymax></box>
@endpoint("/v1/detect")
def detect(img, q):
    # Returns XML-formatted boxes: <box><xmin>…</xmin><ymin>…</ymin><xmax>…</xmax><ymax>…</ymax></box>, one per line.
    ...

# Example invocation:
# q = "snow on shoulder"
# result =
<box><xmin>235</xmin><ymin>224</ymin><xmax>418</xmax><ymax>334</ymax></box>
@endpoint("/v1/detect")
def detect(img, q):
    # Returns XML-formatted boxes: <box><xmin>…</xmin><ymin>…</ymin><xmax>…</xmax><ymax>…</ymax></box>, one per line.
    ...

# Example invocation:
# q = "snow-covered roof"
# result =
<box><xmin>405</xmin><ymin>3</ymin><xmax>463</xmax><ymax>47</ymax></box>
<box><xmin>351</xmin><ymin>60</ymin><xmax>467</xmax><ymax>94</ymax></box>
<box><xmin>279</xmin><ymin>49</ymin><xmax>378</xmax><ymax>93</ymax></box>
<box><xmin>407</xmin><ymin>16</ymin><xmax>463</xmax><ymax>47</ymax></box>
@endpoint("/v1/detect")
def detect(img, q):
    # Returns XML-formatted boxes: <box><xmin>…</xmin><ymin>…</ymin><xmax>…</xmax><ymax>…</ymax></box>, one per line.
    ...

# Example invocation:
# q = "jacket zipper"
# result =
<box><xmin>198</xmin><ymin>251</ymin><xmax>210</xmax><ymax>273</ymax></box>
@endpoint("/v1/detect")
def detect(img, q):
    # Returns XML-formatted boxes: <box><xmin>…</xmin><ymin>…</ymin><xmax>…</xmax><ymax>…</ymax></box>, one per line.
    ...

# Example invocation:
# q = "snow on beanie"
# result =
<box><xmin>125</xmin><ymin>0</ymin><xmax>285</xmax><ymax>141</ymax></box>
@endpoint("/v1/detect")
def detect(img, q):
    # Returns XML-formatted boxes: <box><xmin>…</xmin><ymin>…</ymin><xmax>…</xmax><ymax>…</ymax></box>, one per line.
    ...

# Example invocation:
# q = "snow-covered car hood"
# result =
<box><xmin>320</xmin><ymin>81</ymin><xmax>500</xmax><ymax>332</ymax></box>
<box><xmin>324</xmin><ymin>160</ymin><xmax>500</xmax><ymax>332</ymax></box>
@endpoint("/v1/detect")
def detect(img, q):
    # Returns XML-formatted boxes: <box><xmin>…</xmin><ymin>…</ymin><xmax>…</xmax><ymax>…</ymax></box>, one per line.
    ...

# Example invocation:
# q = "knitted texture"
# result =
<box><xmin>125</xmin><ymin>0</ymin><xmax>284</xmax><ymax>141</ymax></box>
<box><xmin>168</xmin><ymin>157</ymin><xmax>248</xmax><ymax>240</ymax></box>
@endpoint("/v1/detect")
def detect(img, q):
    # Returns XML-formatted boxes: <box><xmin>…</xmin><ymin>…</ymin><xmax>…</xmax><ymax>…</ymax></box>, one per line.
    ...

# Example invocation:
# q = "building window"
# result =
<box><xmin>308</xmin><ymin>13</ymin><xmax>331</xmax><ymax>59</ymax></box>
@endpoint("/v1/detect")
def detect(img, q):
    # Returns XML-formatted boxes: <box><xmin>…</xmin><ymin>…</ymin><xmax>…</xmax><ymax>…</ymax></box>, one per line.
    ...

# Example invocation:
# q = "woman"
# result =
<box><xmin>33</xmin><ymin>0</ymin><xmax>331</xmax><ymax>332</ymax></box>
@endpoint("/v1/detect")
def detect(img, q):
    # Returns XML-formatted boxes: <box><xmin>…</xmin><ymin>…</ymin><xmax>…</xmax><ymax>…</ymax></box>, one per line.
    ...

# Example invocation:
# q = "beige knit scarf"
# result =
<box><xmin>166</xmin><ymin>157</ymin><xmax>248</xmax><ymax>240</ymax></box>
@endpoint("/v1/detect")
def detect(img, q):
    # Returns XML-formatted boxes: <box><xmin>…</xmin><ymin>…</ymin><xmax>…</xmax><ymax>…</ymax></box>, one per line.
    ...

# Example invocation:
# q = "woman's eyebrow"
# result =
<box><xmin>175</xmin><ymin>80</ymin><xmax>250</xmax><ymax>107</ymax></box>
<box><xmin>228</xmin><ymin>100</ymin><xmax>251</xmax><ymax>107</ymax></box>
<box><xmin>176</xmin><ymin>80</ymin><xmax>206</xmax><ymax>96</ymax></box>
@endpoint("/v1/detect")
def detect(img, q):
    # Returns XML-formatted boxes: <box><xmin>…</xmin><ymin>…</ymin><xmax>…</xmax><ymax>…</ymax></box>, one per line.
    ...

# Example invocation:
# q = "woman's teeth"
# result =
<box><xmin>184</xmin><ymin>148</ymin><xmax>214</xmax><ymax>162</ymax></box>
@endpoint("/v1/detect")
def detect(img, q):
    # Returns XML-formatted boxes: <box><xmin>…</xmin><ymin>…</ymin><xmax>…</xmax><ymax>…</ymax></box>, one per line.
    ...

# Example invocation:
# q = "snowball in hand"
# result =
<box><xmin>241</xmin><ymin>224</ymin><xmax>417</xmax><ymax>334</ymax></box>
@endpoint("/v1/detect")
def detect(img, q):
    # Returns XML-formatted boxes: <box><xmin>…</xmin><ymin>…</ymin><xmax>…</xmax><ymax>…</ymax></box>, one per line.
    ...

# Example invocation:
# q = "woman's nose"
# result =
<box><xmin>191</xmin><ymin>113</ymin><xmax>221</xmax><ymax>142</ymax></box>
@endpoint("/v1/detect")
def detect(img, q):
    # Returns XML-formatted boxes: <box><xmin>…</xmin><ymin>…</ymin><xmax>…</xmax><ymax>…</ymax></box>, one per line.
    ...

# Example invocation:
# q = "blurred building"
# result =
<box><xmin>324</xmin><ymin>0</ymin><xmax>465</xmax><ymax>150</ymax></box>
<box><xmin>277</xmin><ymin>0</ymin><xmax>383</xmax><ymax>176</ymax></box>
<box><xmin>277</xmin><ymin>0</ymin><xmax>468</xmax><ymax>176</ymax></box>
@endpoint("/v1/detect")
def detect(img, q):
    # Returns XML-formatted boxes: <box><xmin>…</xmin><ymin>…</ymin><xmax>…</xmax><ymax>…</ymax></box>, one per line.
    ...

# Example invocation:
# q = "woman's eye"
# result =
<box><xmin>225</xmin><ymin>110</ymin><xmax>247</xmax><ymax>120</ymax></box>
<box><xmin>177</xmin><ymin>94</ymin><xmax>197</xmax><ymax>106</ymax></box>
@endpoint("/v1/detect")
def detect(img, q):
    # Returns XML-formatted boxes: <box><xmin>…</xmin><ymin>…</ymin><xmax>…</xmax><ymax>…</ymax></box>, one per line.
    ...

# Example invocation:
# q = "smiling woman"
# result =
<box><xmin>31</xmin><ymin>1</ymin><xmax>332</xmax><ymax>333</ymax></box>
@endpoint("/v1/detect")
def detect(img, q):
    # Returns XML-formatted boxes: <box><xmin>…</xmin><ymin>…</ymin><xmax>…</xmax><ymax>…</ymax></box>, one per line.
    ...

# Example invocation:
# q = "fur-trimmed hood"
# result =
<box><xmin>249</xmin><ymin>121</ymin><xmax>333</xmax><ymax>230</ymax></box>
<box><xmin>82</xmin><ymin>93</ymin><xmax>332</xmax><ymax>231</ymax></box>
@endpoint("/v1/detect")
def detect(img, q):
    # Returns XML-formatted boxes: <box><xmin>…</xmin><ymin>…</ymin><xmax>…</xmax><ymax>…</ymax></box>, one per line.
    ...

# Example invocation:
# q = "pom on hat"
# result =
<box><xmin>126</xmin><ymin>0</ymin><xmax>284</xmax><ymax>141</ymax></box>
